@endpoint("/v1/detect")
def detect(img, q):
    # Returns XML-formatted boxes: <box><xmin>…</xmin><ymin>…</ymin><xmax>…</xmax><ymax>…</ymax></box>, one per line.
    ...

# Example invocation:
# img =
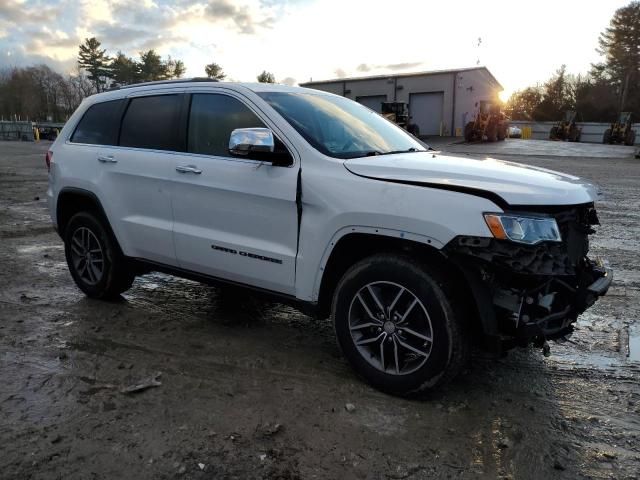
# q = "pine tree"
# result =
<box><xmin>256</xmin><ymin>71</ymin><xmax>275</xmax><ymax>83</ymax></box>
<box><xmin>139</xmin><ymin>50</ymin><xmax>168</xmax><ymax>82</ymax></box>
<box><xmin>111</xmin><ymin>52</ymin><xmax>139</xmax><ymax>86</ymax></box>
<box><xmin>77</xmin><ymin>37</ymin><xmax>111</xmax><ymax>93</ymax></box>
<box><xmin>596</xmin><ymin>1</ymin><xmax>640</xmax><ymax>111</ymax></box>
<box><xmin>205</xmin><ymin>62</ymin><xmax>225</xmax><ymax>80</ymax></box>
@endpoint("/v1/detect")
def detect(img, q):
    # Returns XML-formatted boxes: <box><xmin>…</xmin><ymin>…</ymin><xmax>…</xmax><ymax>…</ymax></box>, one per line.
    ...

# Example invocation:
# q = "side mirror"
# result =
<box><xmin>229</xmin><ymin>128</ymin><xmax>275</xmax><ymax>156</ymax></box>
<box><xmin>228</xmin><ymin>127</ymin><xmax>293</xmax><ymax>166</ymax></box>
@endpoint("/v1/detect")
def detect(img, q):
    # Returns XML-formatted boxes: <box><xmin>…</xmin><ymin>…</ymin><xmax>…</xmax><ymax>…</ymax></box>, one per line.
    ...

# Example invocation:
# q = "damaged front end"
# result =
<box><xmin>444</xmin><ymin>203</ymin><xmax>612</xmax><ymax>352</ymax></box>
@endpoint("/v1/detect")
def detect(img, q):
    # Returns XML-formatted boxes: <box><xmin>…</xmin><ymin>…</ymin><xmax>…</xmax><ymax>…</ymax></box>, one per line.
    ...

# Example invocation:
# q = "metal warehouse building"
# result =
<box><xmin>300</xmin><ymin>67</ymin><xmax>503</xmax><ymax>137</ymax></box>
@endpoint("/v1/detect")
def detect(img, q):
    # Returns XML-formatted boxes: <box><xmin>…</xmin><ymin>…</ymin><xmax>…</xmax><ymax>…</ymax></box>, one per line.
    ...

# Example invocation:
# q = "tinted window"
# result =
<box><xmin>120</xmin><ymin>95</ymin><xmax>181</xmax><ymax>151</ymax></box>
<box><xmin>71</xmin><ymin>99</ymin><xmax>123</xmax><ymax>145</ymax></box>
<box><xmin>188</xmin><ymin>94</ymin><xmax>265</xmax><ymax>157</ymax></box>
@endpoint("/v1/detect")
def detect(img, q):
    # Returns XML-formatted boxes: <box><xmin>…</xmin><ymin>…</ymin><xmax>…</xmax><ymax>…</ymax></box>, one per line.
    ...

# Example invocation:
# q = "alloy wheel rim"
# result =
<box><xmin>348</xmin><ymin>281</ymin><xmax>433</xmax><ymax>375</ymax></box>
<box><xmin>70</xmin><ymin>227</ymin><xmax>104</xmax><ymax>286</ymax></box>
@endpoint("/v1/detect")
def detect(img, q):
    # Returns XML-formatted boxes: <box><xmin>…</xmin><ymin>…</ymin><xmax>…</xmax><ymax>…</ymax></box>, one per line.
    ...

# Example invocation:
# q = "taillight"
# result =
<box><xmin>45</xmin><ymin>150</ymin><xmax>52</xmax><ymax>172</ymax></box>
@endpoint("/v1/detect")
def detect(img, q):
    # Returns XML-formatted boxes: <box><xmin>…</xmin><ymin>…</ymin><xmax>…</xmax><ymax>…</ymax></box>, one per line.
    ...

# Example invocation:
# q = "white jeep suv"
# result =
<box><xmin>47</xmin><ymin>79</ymin><xmax>612</xmax><ymax>395</ymax></box>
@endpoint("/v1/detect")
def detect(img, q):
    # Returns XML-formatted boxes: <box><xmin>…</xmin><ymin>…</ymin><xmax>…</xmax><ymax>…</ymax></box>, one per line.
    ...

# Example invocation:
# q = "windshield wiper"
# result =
<box><xmin>379</xmin><ymin>147</ymin><xmax>425</xmax><ymax>155</ymax></box>
<box><xmin>344</xmin><ymin>147</ymin><xmax>426</xmax><ymax>159</ymax></box>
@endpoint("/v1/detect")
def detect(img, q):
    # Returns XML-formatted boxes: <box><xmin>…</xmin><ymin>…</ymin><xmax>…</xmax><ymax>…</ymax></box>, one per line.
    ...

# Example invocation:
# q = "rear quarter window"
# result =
<box><xmin>119</xmin><ymin>95</ymin><xmax>181</xmax><ymax>151</ymax></box>
<box><xmin>70</xmin><ymin>99</ymin><xmax>124</xmax><ymax>145</ymax></box>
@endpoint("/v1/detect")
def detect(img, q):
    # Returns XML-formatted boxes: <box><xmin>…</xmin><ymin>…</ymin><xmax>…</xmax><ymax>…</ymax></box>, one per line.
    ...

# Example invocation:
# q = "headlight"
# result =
<box><xmin>484</xmin><ymin>213</ymin><xmax>561</xmax><ymax>245</ymax></box>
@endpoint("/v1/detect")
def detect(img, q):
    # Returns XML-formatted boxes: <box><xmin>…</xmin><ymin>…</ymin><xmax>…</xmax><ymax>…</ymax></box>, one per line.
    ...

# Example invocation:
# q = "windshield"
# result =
<box><xmin>257</xmin><ymin>92</ymin><xmax>426</xmax><ymax>159</ymax></box>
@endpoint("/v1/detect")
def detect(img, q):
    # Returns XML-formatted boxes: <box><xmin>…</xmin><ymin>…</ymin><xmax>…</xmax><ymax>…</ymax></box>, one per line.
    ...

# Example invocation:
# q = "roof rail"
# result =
<box><xmin>109</xmin><ymin>77</ymin><xmax>218</xmax><ymax>91</ymax></box>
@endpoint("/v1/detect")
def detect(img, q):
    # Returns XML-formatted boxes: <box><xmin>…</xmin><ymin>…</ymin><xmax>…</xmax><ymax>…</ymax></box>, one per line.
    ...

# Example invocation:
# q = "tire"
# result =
<box><xmin>486</xmin><ymin>124</ymin><xmax>497</xmax><ymax>142</ymax></box>
<box><xmin>331</xmin><ymin>254</ymin><xmax>469</xmax><ymax>396</ymax></box>
<box><xmin>464</xmin><ymin>122</ymin><xmax>475</xmax><ymax>142</ymax></box>
<box><xmin>64</xmin><ymin>211</ymin><xmax>135</xmax><ymax>299</ymax></box>
<box><xmin>497</xmin><ymin>126</ymin><xmax>507</xmax><ymax>141</ymax></box>
<box><xmin>569</xmin><ymin>128</ymin><xmax>578</xmax><ymax>142</ymax></box>
<box><xmin>603</xmin><ymin>129</ymin><xmax>611</xmax><ymax>144</ymax></box>
<box><xmin>625</xmin><ymin>130</ymin><xmax>636</xmax><ymax>146</ymax></box>
<box><xmin>549</xmin><ymin>127</ymin><xmax>558</xmax><ymax>140</ymax></box>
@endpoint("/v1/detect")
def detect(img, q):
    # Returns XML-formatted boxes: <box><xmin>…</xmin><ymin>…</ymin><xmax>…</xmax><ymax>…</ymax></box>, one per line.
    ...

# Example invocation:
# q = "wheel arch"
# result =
<box><xmin>56</xmin><ymin>187</ymin><xmax>125</xmax><ymax>256</ymax></box>
<box><xmin>314</xmin><ymin>230</ymin><xmax>481</xmax><ymax>337</ymax></box>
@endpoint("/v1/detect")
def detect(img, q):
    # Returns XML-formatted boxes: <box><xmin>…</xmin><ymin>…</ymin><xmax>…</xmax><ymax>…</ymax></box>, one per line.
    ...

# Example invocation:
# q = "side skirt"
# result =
<box><xmin>131</xmin><ymin>258</ymin><xmax>319</xmax><ymax>317</ymax></box>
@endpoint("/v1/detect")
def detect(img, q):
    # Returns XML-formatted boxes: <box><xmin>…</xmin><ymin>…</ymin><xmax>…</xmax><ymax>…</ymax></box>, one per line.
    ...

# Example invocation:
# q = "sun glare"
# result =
<box><xmin>498</xmin><ymin>89</ymin><xmax>512</xmax><ymax>103</ymax></box>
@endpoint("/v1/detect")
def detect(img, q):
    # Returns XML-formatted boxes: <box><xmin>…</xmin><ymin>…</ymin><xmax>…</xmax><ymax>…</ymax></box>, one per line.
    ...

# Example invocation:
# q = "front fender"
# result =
<box><xmin>309</xmin><ymin>225</ymin><xmax>444</xmax><ymax>302</ymax></box>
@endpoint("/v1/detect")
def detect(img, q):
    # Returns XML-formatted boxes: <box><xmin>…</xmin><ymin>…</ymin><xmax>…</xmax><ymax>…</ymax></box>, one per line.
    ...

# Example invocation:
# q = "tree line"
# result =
<box><xmin>0</xmin><ymin>36</ymin><xmax>277</xmax><ymax>123</ymax></box>
<box><xmin>506</xmin><ymin>1</ymin><xmax>639</xmax><ymax>122</ymax></box>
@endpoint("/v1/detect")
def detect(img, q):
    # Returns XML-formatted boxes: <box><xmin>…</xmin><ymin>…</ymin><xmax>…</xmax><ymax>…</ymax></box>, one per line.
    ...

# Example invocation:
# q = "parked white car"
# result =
<box><xmin>47</xmin><ymin>79</ymin><xmax>612</xmax><ymax>395</ymax></box>
<box><xmin>508</xmin><ymin>126</ymin><xmax>522</xmax><ymax>138</ymax></box>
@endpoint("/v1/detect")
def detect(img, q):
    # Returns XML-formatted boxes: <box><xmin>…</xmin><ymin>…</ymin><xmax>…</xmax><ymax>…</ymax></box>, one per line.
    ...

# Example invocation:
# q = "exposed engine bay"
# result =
<box><xmin>444</xmin><ymin>203</ymin><xmax>612</xmax><ymax>351</ymax></box>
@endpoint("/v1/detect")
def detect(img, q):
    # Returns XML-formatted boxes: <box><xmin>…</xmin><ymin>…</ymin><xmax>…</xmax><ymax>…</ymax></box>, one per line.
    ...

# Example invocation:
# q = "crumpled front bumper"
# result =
<box><xmin>444</xmin><ymin>234</ymin><xmax>612</xmax><ymax>350</ymax></box>
<box><xmin>514</xmin><ymin>263</ymin><xmax>612</xmax><ymax>340</ymax></box>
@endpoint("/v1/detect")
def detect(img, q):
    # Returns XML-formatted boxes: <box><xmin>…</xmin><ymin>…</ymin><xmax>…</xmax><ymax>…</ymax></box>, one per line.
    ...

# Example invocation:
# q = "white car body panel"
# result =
<box><xmin>343</xmin><ymin>153</ymin><xmax>599</xmax><ymax>206</ymax></box>
<box><xmin>48</xmin><ymin>81</ymin><xmax>601</xmax><ymax>304</ymax></box>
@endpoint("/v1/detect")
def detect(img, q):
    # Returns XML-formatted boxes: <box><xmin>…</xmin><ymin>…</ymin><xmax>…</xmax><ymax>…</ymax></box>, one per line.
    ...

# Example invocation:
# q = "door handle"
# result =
<box><xmin>175</xmin><ymin>165</ymin><xmax>202</xmax><ymax>174</ymax></box>
<box><xmin>97</xmin><ymin>155</ymin><xmax>117</xmax><ymax>163</ymax></box>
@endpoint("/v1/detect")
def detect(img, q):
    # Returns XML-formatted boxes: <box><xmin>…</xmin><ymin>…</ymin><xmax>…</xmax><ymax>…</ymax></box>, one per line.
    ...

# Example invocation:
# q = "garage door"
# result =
<box><xmin>409</xmin><ymin>92</ymin><xmax>444</xmax><ymax>135</ymax></box>
<box><xmin>356</xmin><ymin>95</ymin><xmax>387</xmax><ymax>113</ymax></box>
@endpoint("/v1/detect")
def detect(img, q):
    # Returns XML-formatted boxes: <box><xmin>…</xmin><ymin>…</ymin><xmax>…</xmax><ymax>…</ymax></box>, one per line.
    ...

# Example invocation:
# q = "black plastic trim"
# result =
<box><xmin>57</xmin><ymin>187</ymin><xmax>110</xmax><ymax>232</ymax></box>
<box><xmin>133</xmin><ymin>258</ymin><xmax>318</xmax><ymax>316</ymax></box>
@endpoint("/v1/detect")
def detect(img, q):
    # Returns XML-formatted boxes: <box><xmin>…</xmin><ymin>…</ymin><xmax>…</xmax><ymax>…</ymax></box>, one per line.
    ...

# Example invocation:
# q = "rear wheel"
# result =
<box><xmin>625</xmin><ymin>130</ymin><xmax>636</xmax><ymax>146</ymax></box>
<box><xmin>603</xmin><ymin>129</ymin><xmax>612</xmax><ymax>144</ymax></box>
<box><xmin>332</xmin><ymin>254</ymin><xmax>469</xmax><ymax>396</ymax></box>
<box><xmin>64</xmin><ymin>212</ymin><xmax>135</xmax><ymax>299</ymax></box>
<box><xmin>486</xmin><ymin>124</ymin><xmax>497</xmax><ymax>142</ymax></box>
<box><xmin>549</xmin><ymin>126</ymin><xmax>558</xmax><ymax>140</ymax></box>
<box><xmin>464</xmin><ymin>122</ymin><xmax>475</xmax><ymax>142</ymax></box>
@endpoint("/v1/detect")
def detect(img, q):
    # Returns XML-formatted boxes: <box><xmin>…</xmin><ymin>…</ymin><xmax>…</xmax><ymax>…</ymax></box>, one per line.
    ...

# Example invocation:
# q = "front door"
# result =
<box><xmin>171</xmin><ymin>92</ymin><xmax>299</xmax><ymax>294</ymax></box>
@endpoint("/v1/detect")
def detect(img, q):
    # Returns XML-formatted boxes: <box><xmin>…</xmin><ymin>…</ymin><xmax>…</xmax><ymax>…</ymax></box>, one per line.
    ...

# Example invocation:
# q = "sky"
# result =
<box><xmin>0</xmin><ymin>0</ymin><xmax>631</xmax><ymax>100</ymax></box>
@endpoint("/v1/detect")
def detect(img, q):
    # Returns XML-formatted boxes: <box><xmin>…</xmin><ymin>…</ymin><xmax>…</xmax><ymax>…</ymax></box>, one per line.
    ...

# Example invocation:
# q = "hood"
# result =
<box><xmin>344</xmin><ymin>152</ymin><xmax>600</xmax><ymax>208</ymax></box>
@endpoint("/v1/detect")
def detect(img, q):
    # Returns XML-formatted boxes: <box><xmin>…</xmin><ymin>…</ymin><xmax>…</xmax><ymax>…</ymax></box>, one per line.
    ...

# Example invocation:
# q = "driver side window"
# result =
<box><xmin>188</xmin><ymin>94</ymin><xmax>266</xmax><ymax>157</ymax></box>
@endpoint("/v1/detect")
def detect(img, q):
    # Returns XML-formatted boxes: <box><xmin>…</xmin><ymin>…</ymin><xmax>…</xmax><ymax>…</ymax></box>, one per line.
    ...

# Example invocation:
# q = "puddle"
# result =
<box><xmin>629</xmin><ymin>327</ymin><xmax>640</xmax><ymax>362</ymax></box>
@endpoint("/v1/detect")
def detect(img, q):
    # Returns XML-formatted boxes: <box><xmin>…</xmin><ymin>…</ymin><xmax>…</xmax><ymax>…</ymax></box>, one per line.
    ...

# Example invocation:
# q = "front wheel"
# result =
<box><xmin>332</xmin><ymin>254</ymin><xmax>469</xmax><ymax>396</ymax></box>
<box><xmin>64</xmin><ymin>212</ymin><xmax>135</xmax><ymax>299</ymax></box>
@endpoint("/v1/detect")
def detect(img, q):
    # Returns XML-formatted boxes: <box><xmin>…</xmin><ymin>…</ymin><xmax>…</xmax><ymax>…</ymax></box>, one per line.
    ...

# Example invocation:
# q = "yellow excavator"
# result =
<box><xmin>549</xmin><ymin>111</ymin><xmax>582</xmax><ymax>142</ymax></box>
<box><xmin>603</xmin><ymin>112</ymin><xmax>636</xmax><ymax>146</ymax></box>
<box><xmin>381</xmin><ymin>102</ymin><xmax>420</xmax><ymax>136</ymax></box>
<box><xmin>464</xmin><ymin>101</ymin><xmax>508</xmax><ymax>142</ymax></box>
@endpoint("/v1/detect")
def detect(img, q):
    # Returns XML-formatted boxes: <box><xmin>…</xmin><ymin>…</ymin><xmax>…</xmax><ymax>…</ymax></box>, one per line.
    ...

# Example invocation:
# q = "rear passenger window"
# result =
<box><xmin>188</xmin><ymin>94</ymin><xmax>265</xmax><ymax>157</ymax></box>
<box><xmin>120</xmin><ymin>95</ymin><xmax>181</xmax><ymax>151</ymax></box>
<box><xmin>71</xmin><ymin>99</ymin><xmax>123</xmax><ymax>145</ymax></box>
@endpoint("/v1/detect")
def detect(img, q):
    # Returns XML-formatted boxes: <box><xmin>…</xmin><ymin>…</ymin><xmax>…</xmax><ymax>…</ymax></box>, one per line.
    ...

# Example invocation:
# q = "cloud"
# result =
<box><xmin>356</xmin><ymin>62</ymin><xmax>423</xmax><ymax>74</ymax></box>
<box><xmin>0</xmin><ymin>0</ymin><xmax>62</xmax><ymax>23</ymax></box>
<box><xmin>281</xmin><ymin>76</ymin><xmax>296</xmax><ymax>86</ymax></box>
<box><xmin>385</xmin><ymin>62</ymin><xmax>423</xmax><ymax>71</ymax></box>
<box><xmin>334</xmin><ymin>68</ymin><xmax>346</xmax><ymax>78</ymax></box>
<box><xmin>203</xmin><ymin>0</ymin><xmax>276</xmax><ymax>34</ymax></box>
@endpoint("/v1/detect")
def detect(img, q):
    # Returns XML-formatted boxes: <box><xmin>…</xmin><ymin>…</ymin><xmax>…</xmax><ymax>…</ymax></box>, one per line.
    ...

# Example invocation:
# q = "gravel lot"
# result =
<box><xmin>1</xmin><ymin>139</ymin><xmax>639</xmax><ymax>479</ymax></box>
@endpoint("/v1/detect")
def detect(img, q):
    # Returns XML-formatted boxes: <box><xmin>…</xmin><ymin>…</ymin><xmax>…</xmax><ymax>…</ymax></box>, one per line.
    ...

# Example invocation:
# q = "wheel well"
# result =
<box><xmin>316</xmin><ymin>233</ymin><xmax>480</xmax><ymax>333</ymax></box>
<box><xmin>56</xmin><ymin>189</ymin><xmax>109</xmax><ymax>238</ymax></box>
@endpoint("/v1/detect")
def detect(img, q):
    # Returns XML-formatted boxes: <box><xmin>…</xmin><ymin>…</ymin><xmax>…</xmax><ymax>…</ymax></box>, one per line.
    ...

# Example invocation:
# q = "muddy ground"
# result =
<box><xmin>1</xmin><ymin>139</ymin><xmax>639</xmax><ymax>480</ymax></box>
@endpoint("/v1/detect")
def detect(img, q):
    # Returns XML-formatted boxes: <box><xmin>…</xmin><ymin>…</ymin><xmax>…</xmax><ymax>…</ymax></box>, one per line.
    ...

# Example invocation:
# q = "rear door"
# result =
<box><xmin>97</xmin><ymin>91</ymin><xmax>184</xmax><ymax>266</ymax></box>
<box><xmin>171</xmin><ymin>91</ymin><xmax>299</xmax><ymax>294</ymax></box>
